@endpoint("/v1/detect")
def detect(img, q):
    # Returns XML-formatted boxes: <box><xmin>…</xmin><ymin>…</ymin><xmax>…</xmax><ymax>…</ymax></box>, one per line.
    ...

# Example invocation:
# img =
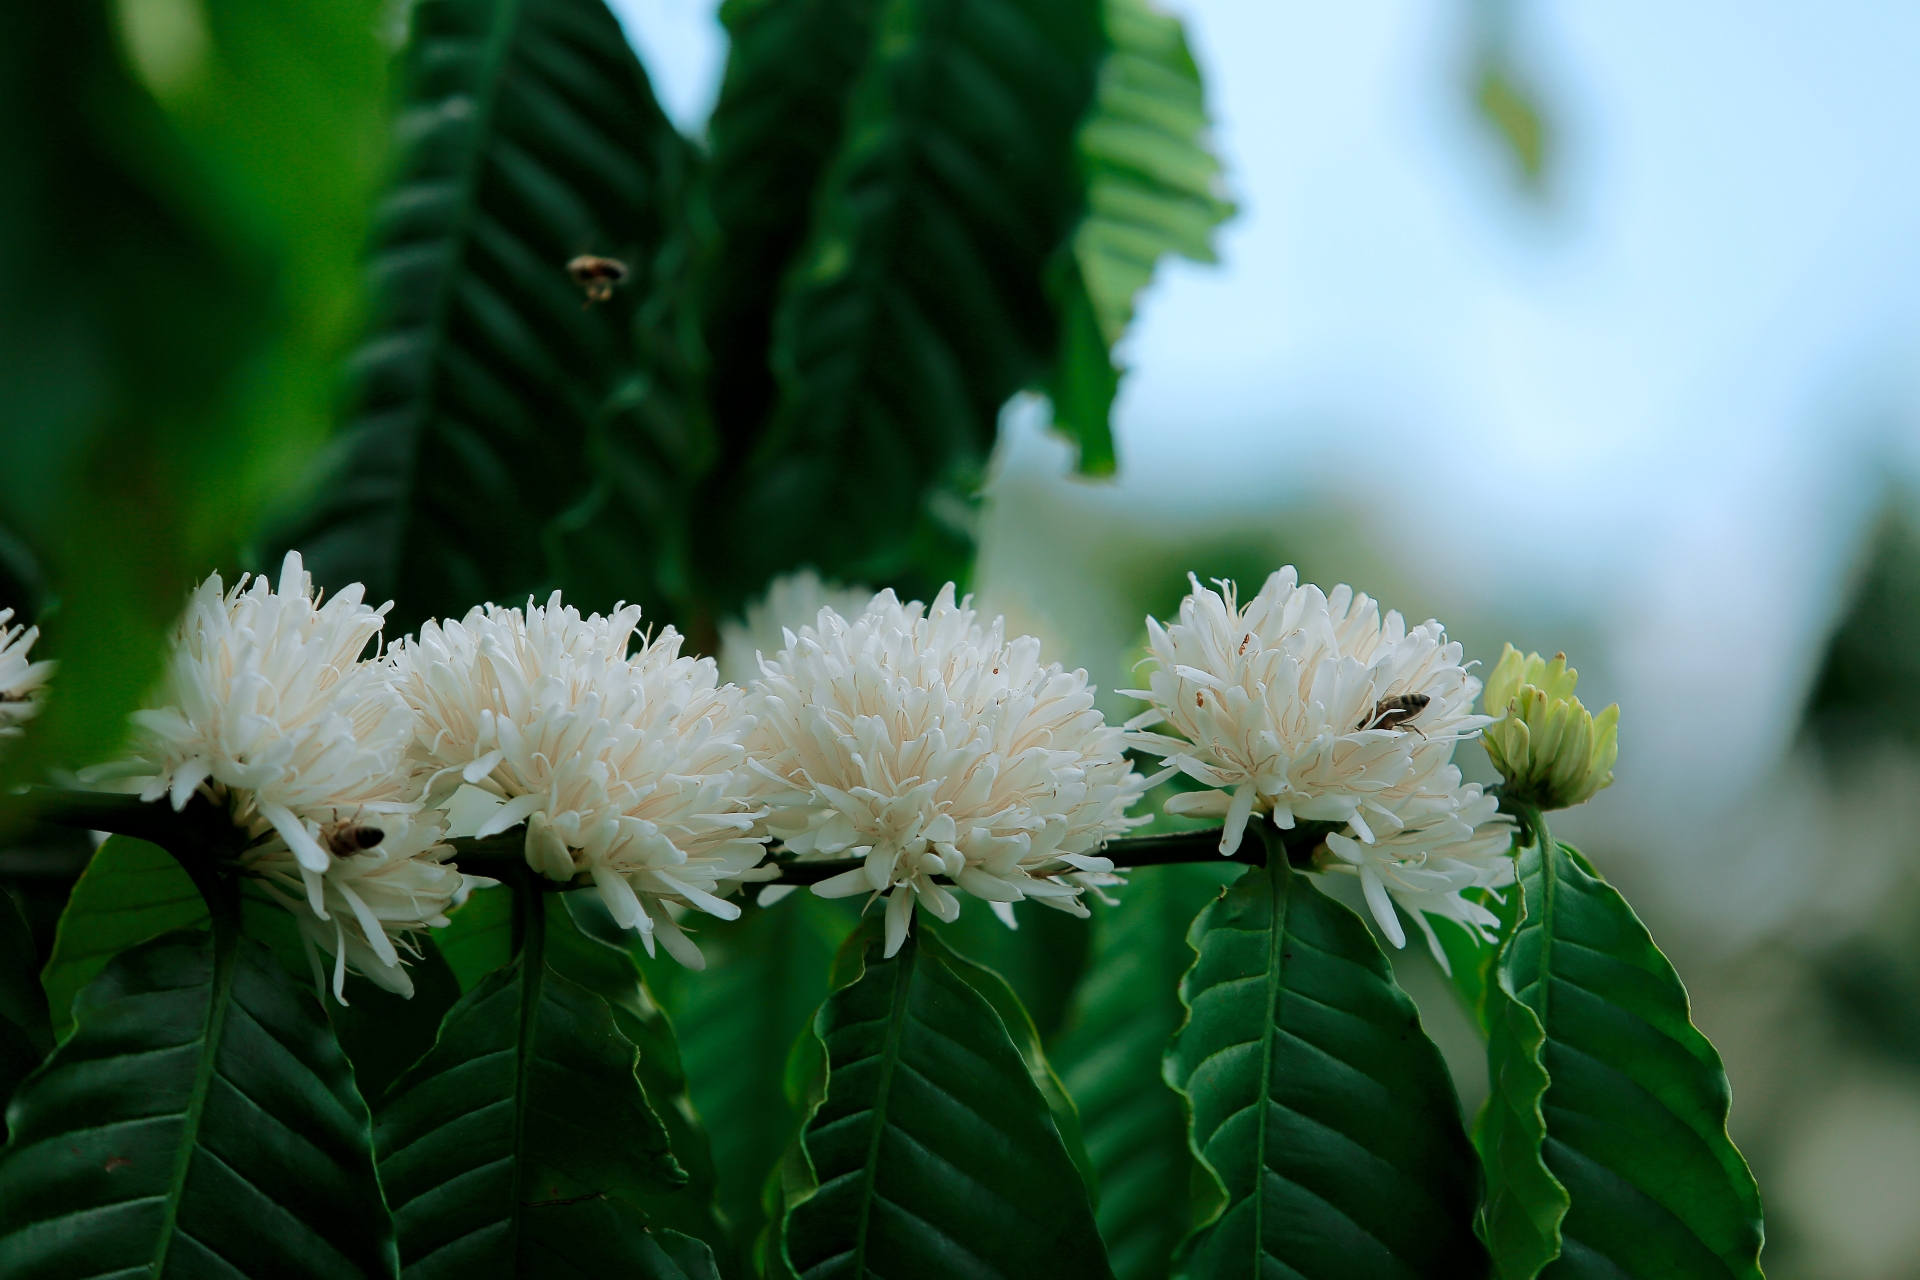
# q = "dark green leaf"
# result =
<box><xmin>323</xmin><ymin>940</ymin><xmax>465</xmax><ymax>1106</ymax></box>
<box><xmin>375</xmin><ymin>884</ymin><xmax>686</xmax><ymax>1276</ymax></box>
<box><xmin>650</xmin><ymin>892</ymin><xmax>858</xmax><ymax>1261</ymax></box>
<box><xmin>699</xmin><ymin>0</ymin><xmax>885</xmax><ymax>467</ymax></box>
<box><xmin>554</xmin><ymin>893</ymin><xmax>729</xmax><ymax>1262</ymax></box>
<box><xmin>0</xmin><ymin>0</ymin><xmax>386</xmax><ymax>783</ymax></box>
<box><xmin>1480</xmin><ymin>840</ymin><xmax>1763</xmax><ymax>1279</ymax></box>
<box><xmin>1165</xmin><ymin>857</ymin><xmax>1486</xmax><ymax>1279</ymax></box>
<box><xmin>275</xmin><ymin>0</ymin><xmax>702</xmax><ymax>633</ymax></box>
<box><xmin>781</xmin><ymin>918</ymin><xmax>1112</xmax><ymax>1279</ymax></box>
<box><xmin>0</xmin><ymin>891</ymin><xmax>51</xmax><ymax>1105</ymax></box>
<box><xmin>0</xmin><ymin>924</ymin><xmax>397</xmax><ymax>1277</ymax></box>
<box><xmin>1052</xmin><ymin>863</ymin><xmax>1239</xmax><ymax>1280</ymax></box>
<box><xmin>711</xmin><ymin>0</ymin><xmax>1107</xmax><ymax>605</ymax></box>
<box><xmin>924</xmin><ymin>896</ymin><xmax>1091</xmax><ymax>1043</ymax></box>
<box><xmin>39</xmin><ymin>835</ymin><xmax>206</xmax><ymax>1042</ymax></box>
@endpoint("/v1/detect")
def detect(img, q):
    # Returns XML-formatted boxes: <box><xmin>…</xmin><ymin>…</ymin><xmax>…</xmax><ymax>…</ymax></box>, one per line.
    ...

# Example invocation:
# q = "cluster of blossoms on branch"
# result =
<box><xmin>4</xmin><ymin>553</ymin><xmax>1590</xmax><ymax>996</ymax></box>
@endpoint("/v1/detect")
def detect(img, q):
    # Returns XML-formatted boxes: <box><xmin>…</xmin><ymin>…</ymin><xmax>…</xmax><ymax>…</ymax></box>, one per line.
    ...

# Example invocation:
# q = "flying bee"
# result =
<box><xmin>324</xmin><ymin>823</ymin><xmax>386</xmax><ymax>857</ymax></box>
<box><xmin>566</xmin><ymin>255</ymin><xmax>629</xmax><ymax>306</ymax></box>
<box><xmin>1360</xmin><ymin>692</ymin><xmax>1430</xmax><ymax>736</ymax></box>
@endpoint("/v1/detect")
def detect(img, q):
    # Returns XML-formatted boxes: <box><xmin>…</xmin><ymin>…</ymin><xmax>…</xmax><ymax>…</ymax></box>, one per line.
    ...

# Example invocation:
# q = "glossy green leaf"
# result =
<box><xmin>554</xmin><ymin>894</ymin><xmax>728</xmax><ymax>1262</ymax></box>
<box><xmin>1052</xmin><ymin>864</ymin><xmax>1239</xmax><ymax>1280</ymax></box>
<box><xmin>781</xmin><ymin>917</ymin><xmax>1112</xmax><ymax>1279</ymax></box>
<box><xmin>0</xmin><ymin>0</ymin><xmax>386</xmax><ymax>783</ymax></box>
<box><xmin>699</xmin><ymin>0</ymin><xmax>885</xmax><ymax>471</ymax></box>
<box><xmin>375</xmin><ymin>884</ymin><xmax>687</xmax><ymax>1276</ymax></box>
<box><xmin>1480</xmin><ymin>840</ymin><xmax>1764</xmax><ymax>1279</ymax></box>
<box><xmin>1165</xmin><ymin>856</ymin><xmax>1487</xmax><ymax>1279</ymax></box>
<box><xmin>1047</xmin><ymin>0</ymin><xmax>1231</xmax><ymax>476</ymax></box>
<box><xmin>0</xmin><ymin>924</ymin><xmax>397</xmax><ymax>1277</ymax></box>
<box><xmin>924</xmin><ymin>897</ymin><xmax>1091</xmax><ymax>1043</ymax></box>
<box><xmin>651</xmin><ymin>891</ymin><xmax>858</xmax><ymax>1261</ymax></box>
<box><xmin>275</xmin><ymin>0</ymin><xmax>701</xmax><ymax>633</ymax></box>
<box><xmin>711</xmin><ymin>0</ymin><xmax>1107</xmax><ymax>604</ymax></box>
<box><xmin>0</xmin><ymin>891</ymin><xmax>51</xmax><ymax>1105</ymax></box>
<box><xmin>39</xmin><ymin>836</ymin><xmax>206</xmax><ymax>1042</ymax></box>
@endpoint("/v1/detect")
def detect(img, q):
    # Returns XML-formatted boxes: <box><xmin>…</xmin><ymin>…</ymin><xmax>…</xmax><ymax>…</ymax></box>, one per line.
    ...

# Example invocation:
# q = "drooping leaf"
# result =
<box><xmin>781</xmin><ymin>917</ymin><xmax>1113</xmax><ymax>1279</ymax></box>
<box><xmin>0</xmin><ymin>924</ymin><xmax>397</xmax><ymax>1277</ymax></box>
<box><xmin>1165</xmin><ymin>857</ymin><xmax>1487</xmax><ymax>1279</ymax></box>
<box><xmin>1047</xmin><ymin>0</ymin><xmax>1232</xmax><ymax>475</ymax></box>
<box><xmin>698</xmin><ymin>0</ymin><xmax>885</xmax><ymax>467</ymax></box>
<box><xmin>1051</xmin><ymin>863</ymin><xmax>1239</xmax><ymax>1280</ymax></box>
<box><xmin>38</xmin><ymin>835</ymin><xmax>206</xmax><ymax>1042</ymax></box>
<box><xmin>0</xmin><ymin>0</ymin><xmax>386</xmax><ymax>784</ymax></box>
<box><xmin>1479</xmin><ymin>840</ymin><xmax>1764</xmax><ymax>1279</ymax></box>
<box><xmin>375</xmin><ymin>883</ymin><xmax>687</xmax><ymax>1276</ymax></box>
<box><xmin>647</xmin><ymin>892</ymin><xmax>858</xmax><ymax>1260</ymax></box>
<box><xmin>706</xmin><ymin>0</ymin><xmax>1107</xmax><ymax>608</ymax></box>
<box><xmin>0</xmin><ymin>890</ymin><xmax>51</xmax><ymax>1105</ymax></box>
<box><xmin>274</xmin><ymin>0</ymin><xmax>702</xmax><ymax>634</ymax></box>
<box><xmin>555</xmin><ymin>893</ymin><xmax>729</xmax><ymax>1264</ymax></box>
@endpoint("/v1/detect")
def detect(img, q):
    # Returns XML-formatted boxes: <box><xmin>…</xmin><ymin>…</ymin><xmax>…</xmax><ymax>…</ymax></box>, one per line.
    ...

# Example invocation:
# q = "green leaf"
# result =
<box><xmin>1052</xmin><ymin>863</ymin><xmax>1239</xmax><ymax>1280</ymax></box>
<box><xmin>1480</xmin><ymin>840</ymin><xmax>1764</xmax><ymax>1279</ymax></box>
<box><xmin>781</xmin><ymin>917</ymin><xmax>1113</xmax><ymax>1279</ymax></box>
<box><xmin>554</xmin><ymin>894</ymin><xmax>729</xmax><ymax>1263</ymax></box>
<box><xmin>712</xmin><ymin>0</ymin><xmax>1108</xmax><ymax>604</ymax></box>
<box><xmin>924</xmin><ymin>897</ymin><xmax>1091</xmax><ymax>1043</ymax></box>
<box><xmin>0</xmin><ymin>0</ymin><xmax>387</xmax><ymax>783</ymax></box>
<box><xmin>275</xmin><ymin>0</ymin><xmax>701</xmax><ymax>634</ymax></box>
<box><xmin>1165</xmin><ymin>856</ymin><xmax>1487</xmax><ymax>1279</ymax></box>
<box><xmin>375</xmin><ymin>882</ymin><xmax>687</xmax><ymax>1275</ymax></box>
<box><xmin>0</xmin><ymin>923</ymin><xmax>397</xmax><ymax>1276</ymax></box>
<box><xmin>1432</xmin><ymin>885</ymin><xmax>1520</xmax><ymax>1036</ymax></box>
<box><xmin>0</xmin><ymin>890</ymin><xmax>51</xmax><ymax>1105</ymax></box>
<box><xmin>323</xmin><ymin>940</ymin><xmax>465</xmax><ymax>1107</ymax></box>
<box><xmin>1047</xmin><ymin>0</ymin><xmax>1231</xmax><ymax>476</ymax></box>
<box><xmin>651</xmin><ymin>892</ymin><xmax>858</xmax><ymax>1263</ymax></box>
<box><xmin>438</xmin><ymin>882</ymin><xmax>516</xmax><ymax>992</ymax></box>
<box><xmin>39</xmin><ymin>835</ymin><xmax>207</xmax><ymax>1042</ymax></box>
<box><xmin>699</xmin><ymin>0</ymin><xmax>886</xmax><ymax>468</ymax></box>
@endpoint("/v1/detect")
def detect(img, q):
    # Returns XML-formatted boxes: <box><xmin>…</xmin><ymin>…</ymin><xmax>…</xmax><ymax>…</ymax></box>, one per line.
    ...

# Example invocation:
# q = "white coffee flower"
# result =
<box><xmin>718</xmin><ymin>568</ymin><xmax>874</xmax><ymax>688</ymax></box>
<box><xmin>1124</xmin><ymin>569</ymin><xmax>1489</xmax><ymax>848</ymax></box>
<box><xmin>1319</xmin><ymin>768</ymin><xmax>1514</xmax><ymax>970</ymax></box>
<box><xmin>0</xmin><ymin>608</ymin><xmax>54</xmax><ymax>737</ymax></box>
<box><xmin>749</xmin><ymin>585</ymin><xmax>1146</xmax><ymax>958</ymax></box>
<box><xmin>87</xmin><ymin>553</ymin><xmax>487</xmax><ymax>998</ymax></box>
<box><xmin>388</xmin><ymin>594</ymin><xmax>768</xmax><ymax>968</ymax></box>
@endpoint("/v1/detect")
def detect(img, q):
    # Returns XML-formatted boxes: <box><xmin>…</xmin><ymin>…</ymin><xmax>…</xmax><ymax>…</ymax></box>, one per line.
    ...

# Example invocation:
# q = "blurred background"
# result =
<box><xmin>615</xmin><ymin>1</ymin><xmax>1920</xmax><ymax>1274</ymax></box>
<box><xmin>6</xmin><ymin>0</ymin><xmax>1918</xmax><ymax>1274</ymax></box>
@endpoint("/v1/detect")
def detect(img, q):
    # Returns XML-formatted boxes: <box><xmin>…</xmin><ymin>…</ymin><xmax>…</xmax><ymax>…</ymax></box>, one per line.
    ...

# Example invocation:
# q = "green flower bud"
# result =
<box><xmin>1481</xmin><ymin>644</ymin><xmax>1618</xmax><ymax>811</ymax></box>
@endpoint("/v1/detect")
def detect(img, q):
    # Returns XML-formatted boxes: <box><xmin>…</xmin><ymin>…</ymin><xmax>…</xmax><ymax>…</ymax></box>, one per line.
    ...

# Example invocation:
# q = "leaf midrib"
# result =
<box><xmin>509</xmin><ymin>877</ymin><xmax>547</xmax><ymax>1268</ymax></box>
<box><xmin>1253</xmin><ymin>859</ymin><xmax>1288</xmax><ymax>1269</ymax></box>
<box><xmin>851</xmin><ymin>932</ymin><xmax>916</xmax><ymax>1276</ymax></box>
<box><xmin>149</xmin><ymin>913</ymin><xmax>238</xmax><ymax>1275</ymax></box>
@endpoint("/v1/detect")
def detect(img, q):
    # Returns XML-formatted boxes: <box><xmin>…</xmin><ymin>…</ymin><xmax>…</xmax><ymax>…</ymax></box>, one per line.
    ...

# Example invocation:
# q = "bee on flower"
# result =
<box><xmin>1124</xmin><ymin>569</ymin><xmax>1515</xmax><ymax>966</ymax></box>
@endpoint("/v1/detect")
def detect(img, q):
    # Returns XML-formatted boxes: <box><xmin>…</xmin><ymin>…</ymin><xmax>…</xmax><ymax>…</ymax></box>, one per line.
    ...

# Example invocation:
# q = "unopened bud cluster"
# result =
<box><xmin>1481</xmin><ymin>645</ymin><xmax>1618</xmax><ymax>812</ymax></box>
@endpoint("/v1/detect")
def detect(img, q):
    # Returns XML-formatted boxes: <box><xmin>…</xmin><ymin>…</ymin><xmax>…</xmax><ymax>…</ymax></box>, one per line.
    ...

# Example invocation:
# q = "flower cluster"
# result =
<box><xmin>388</xmin><ymin>596</ymin><xmax>768</xmax><ymax>968</ymax></box>
<box><xmin>0</xmin><ymin>609</ymin><xmax>53</xmax><ymax>739</ymax></box>
<box><xmin>84</xmin><ymin>554</ymin><xmax>486</xmax><ymax>998</ymax></box>
<box><xmin>47</xmin><ymin>555</ymin><xmax>1554</xmax><ymax>993</ymax></box>
<box><xmin>1125</xmin><ymin>570</ymin><xmax>1516</xmax><ymax>965</ymax></box>
<box><xmin>748</xmin><ymin>585</ymin><xmax>1146</xmax><ymax>956</ymax></box>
